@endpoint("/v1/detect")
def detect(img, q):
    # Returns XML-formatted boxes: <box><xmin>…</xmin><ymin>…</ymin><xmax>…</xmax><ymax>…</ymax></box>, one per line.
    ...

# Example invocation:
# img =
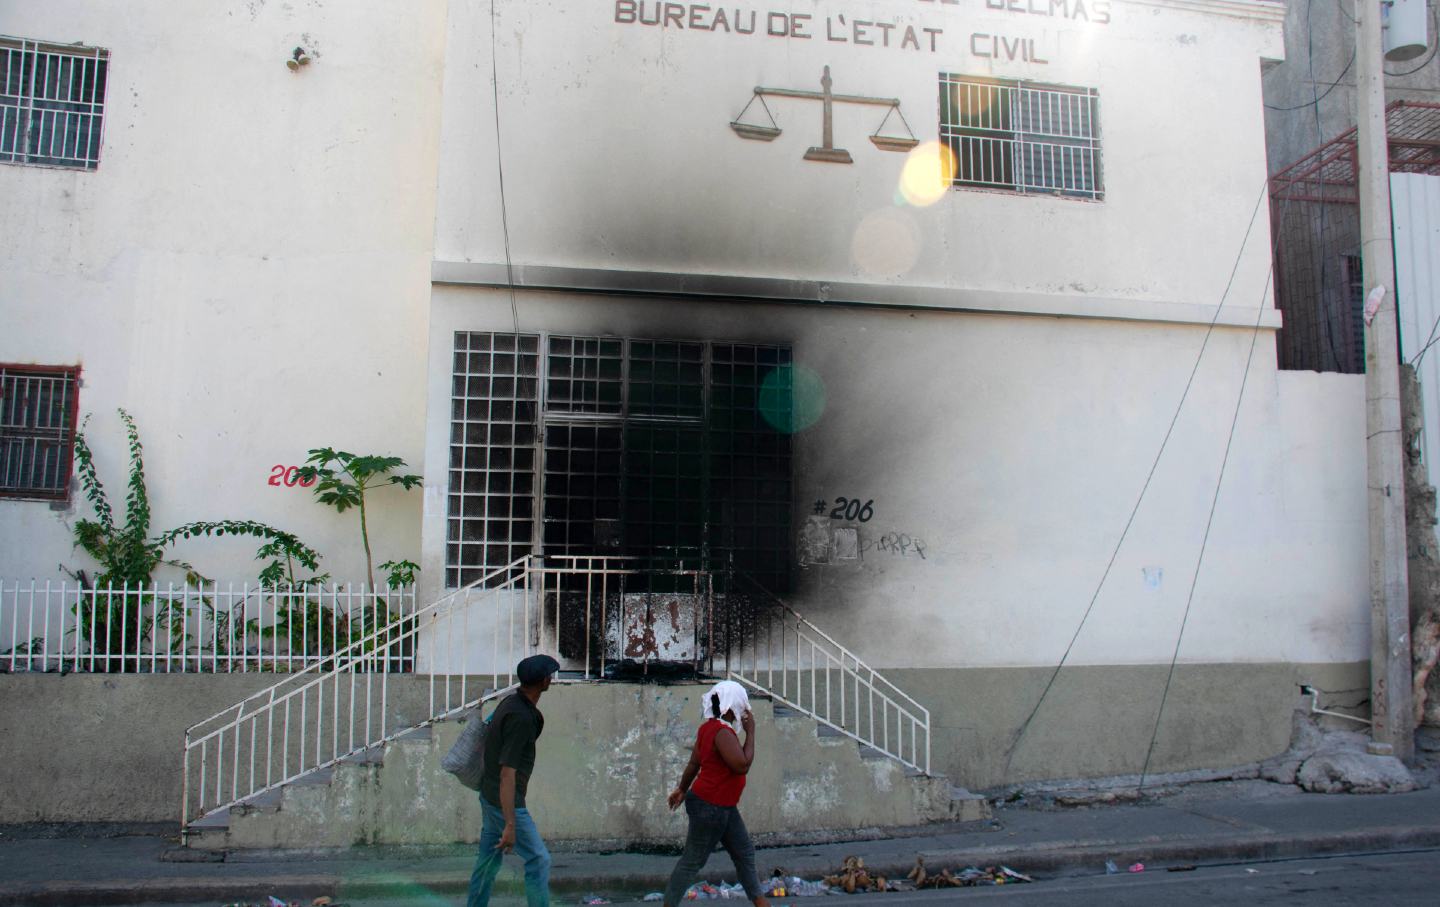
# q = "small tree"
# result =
<box><xmin>68</xmin><ymin>409</ymin><xmax>322</xmax><ymax>669</ymax></box>
<box><xmin>296</xmin><ymin>449</ymin><xmax>421</xmax><ymax>594</ymax></box>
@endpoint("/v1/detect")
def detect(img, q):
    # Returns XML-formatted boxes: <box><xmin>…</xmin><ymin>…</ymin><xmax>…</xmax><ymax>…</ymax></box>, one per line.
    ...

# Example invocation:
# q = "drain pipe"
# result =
<box><xmin>1300</xmin><ymin>684</ymin><xmax>1372</xmax><ymax>726</ymax></box>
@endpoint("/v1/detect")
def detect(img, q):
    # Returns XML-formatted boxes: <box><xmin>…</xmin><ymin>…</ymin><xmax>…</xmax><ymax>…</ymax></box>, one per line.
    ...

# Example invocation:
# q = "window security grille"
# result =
<box><xmin>447</xmin><ymin>333</ymin><xmax>793</xmax><ymax>591</ymax></box>
<box><xmin>939</xmin><ymin>74</ymin><xmax>1102</xmax><ymax>200</ymax></box>
<box><xmin>0</xmin><ymin>365</ymin><xmax>80</xmax><ymax>501</ymax></box>
<box><xmin>1</xmin><ymin>37</ymin><xmax>109</xmax><ymax>170</ymax></box>
<box><xmin>448</xmin><ymin>333</ymin><xmax>541</xmax><ymax>577</ymax></box>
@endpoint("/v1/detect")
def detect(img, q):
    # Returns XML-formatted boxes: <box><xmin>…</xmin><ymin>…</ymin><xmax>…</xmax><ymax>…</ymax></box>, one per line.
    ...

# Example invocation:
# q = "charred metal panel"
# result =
<box><xmin>606</xmin><ymin>592</ymin><xmax>704</xmax><ymax>662</ymax></box>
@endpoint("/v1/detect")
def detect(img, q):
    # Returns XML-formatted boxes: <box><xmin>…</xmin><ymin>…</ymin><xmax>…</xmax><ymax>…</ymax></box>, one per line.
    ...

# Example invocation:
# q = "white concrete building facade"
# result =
<box><xmin>1</xmin><ymin>0</ymin><xmax>1375</xmax><ymax>790</ymax></box>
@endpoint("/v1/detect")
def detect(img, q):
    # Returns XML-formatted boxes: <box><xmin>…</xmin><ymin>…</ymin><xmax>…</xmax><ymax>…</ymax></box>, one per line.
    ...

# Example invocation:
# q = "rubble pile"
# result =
<box><xmin>1260</xmin><ymin>711</ymin><xmax>1417</xmax><ymax>794</ymax></box>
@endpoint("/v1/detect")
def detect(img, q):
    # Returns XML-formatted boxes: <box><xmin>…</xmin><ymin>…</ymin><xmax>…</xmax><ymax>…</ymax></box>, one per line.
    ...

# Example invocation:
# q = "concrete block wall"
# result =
<box><xmin>0</xmin><ymin>674</ymin><xmax>279</xmax><ymax>824</ymax></box>
<box><xmin>212</xmin><ymin>681</ymin><xmax>972</xmax><ymax>850</ymax></box>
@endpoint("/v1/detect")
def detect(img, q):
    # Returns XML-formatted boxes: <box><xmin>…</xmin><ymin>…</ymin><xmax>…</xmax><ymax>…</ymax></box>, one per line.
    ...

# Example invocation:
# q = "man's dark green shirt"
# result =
<box><xmin>480</xmin><ymin>691</ymin><xmax>544</xmax><ymax>808</ymax></box>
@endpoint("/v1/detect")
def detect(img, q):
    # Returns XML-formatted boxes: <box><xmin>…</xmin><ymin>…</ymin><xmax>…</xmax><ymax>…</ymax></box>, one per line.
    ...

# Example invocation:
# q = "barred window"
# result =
<box><xmin>939</xmin><ymin>74</ymin><xmax>1102</xmax><ymax>200</ymax></box>
<box><xmin>447</xmin><ymin>333</ymin><xmax>793</xmax><ymax>592</ymax></box>
<box><xmin>1</xmin><ymin>37</ymin><xmax>109</xmax><ymax>170</ymax></box>
<box><xmin>0</xmin><ymin>365</ymin><xmax>80</xmax><ymax>501</ymax></box>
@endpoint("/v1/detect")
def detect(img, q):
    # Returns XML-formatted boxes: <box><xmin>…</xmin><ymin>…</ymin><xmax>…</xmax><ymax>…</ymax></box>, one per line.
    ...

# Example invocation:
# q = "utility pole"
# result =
<box><xmin>1356</xmin><ymin>0</ymin><xmax>1415</xmax><ymax>762</ymax></box>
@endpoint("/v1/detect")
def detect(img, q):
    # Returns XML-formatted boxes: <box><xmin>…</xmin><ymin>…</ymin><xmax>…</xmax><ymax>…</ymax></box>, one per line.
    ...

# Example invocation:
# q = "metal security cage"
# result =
<box><xmin>1270</xmin><ymin>101</ymin><xmax>1440</xmax><ymax>372</ymax></box>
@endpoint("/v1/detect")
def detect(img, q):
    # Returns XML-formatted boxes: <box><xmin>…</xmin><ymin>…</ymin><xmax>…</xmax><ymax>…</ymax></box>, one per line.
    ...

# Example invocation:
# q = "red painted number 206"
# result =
<box><xmin>268</xmin><ymin>465</ymin><xmax>318</xmax><ymax>488</ymax></box>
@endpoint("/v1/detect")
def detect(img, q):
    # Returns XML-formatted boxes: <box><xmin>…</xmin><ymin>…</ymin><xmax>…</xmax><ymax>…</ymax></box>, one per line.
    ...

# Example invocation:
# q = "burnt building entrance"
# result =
<box><xmin>444</xmin><ymin>331</ymin><xmax>794</xmax><ymax>670</ymax></box>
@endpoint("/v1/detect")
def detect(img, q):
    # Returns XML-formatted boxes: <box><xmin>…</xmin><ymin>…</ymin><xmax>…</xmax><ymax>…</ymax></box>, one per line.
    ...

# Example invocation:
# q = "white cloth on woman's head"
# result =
<box><xmin>701</xmin><ymin>680</ymin><xmax>751</xmax><ymax>733</ymax></box>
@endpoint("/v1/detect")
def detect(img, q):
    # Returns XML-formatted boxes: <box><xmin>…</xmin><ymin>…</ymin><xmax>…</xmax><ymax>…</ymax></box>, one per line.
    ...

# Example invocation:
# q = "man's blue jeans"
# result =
<box><xmin>467</xmin><ymin>796</ymin><xmax>551</xmax><ymax>907</ymax></box>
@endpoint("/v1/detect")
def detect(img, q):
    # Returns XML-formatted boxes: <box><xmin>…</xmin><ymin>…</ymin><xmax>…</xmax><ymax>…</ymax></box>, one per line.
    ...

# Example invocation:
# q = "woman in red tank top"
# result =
<box><xmin>660</xmin><ymin>681</ymin><xmax>770</xmax><ymax>907</ymax></box>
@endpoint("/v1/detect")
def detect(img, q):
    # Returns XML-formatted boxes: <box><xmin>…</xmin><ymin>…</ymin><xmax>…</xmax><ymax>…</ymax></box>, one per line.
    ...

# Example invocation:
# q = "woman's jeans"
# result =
<box><xmin>468</xmin><ymin>796</ymin><xmax>551</xmax><ymax>907</ymax></box>
<box><xmin>663</xmin><ymin>793</ymin><xmax>762</xmax><ymax>906</ymax></box>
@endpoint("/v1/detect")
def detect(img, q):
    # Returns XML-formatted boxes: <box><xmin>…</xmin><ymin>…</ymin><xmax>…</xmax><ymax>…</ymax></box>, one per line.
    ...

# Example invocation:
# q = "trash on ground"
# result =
<box><xmin>643</xmin><ymin>894</ymin><xmax>664</xmax><ymax>902</ymax></box>
<box><xmin>1245</xmin><ymin>868</ymin><xmax>1260</xmax><ymax>874</ymax></box>
<box><xmin>904</xmin><ymin>856</ymin><xmax>1034</xmax><ymax>888</ymax></box>
<box><xmin>826</xmin><ymin>855</ymin><xmax>888</xmax><ymax>893</ymax></box>
<box><xmin>1166</xmin><ymin>865</ymin><xmax>1196</xmax><ymax>873</ymax></box>
<box><xmin>683</xmin><ymin>881</ymin><xmax>749</xmax><ymax>900</ymax></box>
<box><xmin>579</xmin><ymin>894</ymin><xmax>611</xmax><ymax>905</ymax></box>
<box><xmin>765</xmin><ymin>873</ymin><xmax>831</xmax><ymax>897</ymax></box>
<box><xmin>1128</xmin><ymin>863</ymin><xmax>1145</xmax><ymax>873</ymax></box>
<box><xmin>675</xmin><ymin>855</ymin><xmax>1037</xmax><ymax>900</ymax></box>
<box><xmin>1105</xmin><ymin>860</ymin><xmax>1120</xmax><ymax>874</ymax></box>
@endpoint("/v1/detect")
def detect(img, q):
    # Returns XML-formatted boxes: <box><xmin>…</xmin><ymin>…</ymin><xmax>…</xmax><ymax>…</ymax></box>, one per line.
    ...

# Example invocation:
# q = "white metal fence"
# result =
<box><xmin>0</xmin><ymin>580</ymin><xmax>416</xmax><ymax>673</ymax></box>
<box><xmin>720</xmin><ymin>574</ymin><xmax>931</xmax><ymax>776</ymax></box>
<box><xmin>179</xmin><ymin>555</ymin><xmax>932</xmax><ymax>834</ymax></box>
<box><xmin>183</xmin><ymin>556</ymin><xmax>662</xmax><ymax>832</ymax></box>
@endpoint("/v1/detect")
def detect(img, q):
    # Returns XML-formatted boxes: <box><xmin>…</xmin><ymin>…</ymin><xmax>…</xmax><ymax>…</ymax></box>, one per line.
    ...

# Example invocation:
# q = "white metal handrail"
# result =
<box><xmin>182</xmin><ymin>558</ymin><xmax>528</xmax><ymax>833</ymax></box>
<box><xmin>178</xmin><ymin>556</ymin><xmax>932</xmax><ymax>837</ymax></box>
<box><xmin>180</xmin><ymin>555</ymin><xmax>716</xmax><ymax>834</ymax></box>
<box><xmin>0</xmin><ymin>579</ymin><xmax>415</xmax><ymax>674</ymax></box>
<box><xmin>719</xmin><ymin>574</ymin><xmax>931</xmax><ymax>775</ymax></box>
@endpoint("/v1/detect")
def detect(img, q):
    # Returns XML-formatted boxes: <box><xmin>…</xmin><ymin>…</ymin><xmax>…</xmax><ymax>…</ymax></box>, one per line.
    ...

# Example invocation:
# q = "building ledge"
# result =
<box><xmin>431</xmin><ymin>261</ymin><xmax>1283</xmax><ymax>331</ymax></box>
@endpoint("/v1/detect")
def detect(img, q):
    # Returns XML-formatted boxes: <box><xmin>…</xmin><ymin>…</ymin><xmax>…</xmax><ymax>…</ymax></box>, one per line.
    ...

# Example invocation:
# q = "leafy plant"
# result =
<box><xmin>66</xmin><ymin>409</ymin><xmax>323</xmax><ymax>670</ymax></box>
<box><xmin>255</xmin><ymin>537</ymin><xmax>331</xmax><ymax>590</ymax></box>
<box><xmin>379</xmin><ymin>558</ymin><xmax>420</xmax><ymax>587</ymax></box>
<box><xmin>296</xmin><ymin>449</ymin><xmax>421</xmax><ymax>593</ymax></box>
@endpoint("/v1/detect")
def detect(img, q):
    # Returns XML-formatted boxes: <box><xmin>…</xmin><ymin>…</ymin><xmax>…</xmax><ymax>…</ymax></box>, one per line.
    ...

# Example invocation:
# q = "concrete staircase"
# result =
<box><xmin>187</xmin><ymin>682</ymin><xmax>987</xmax><ymax>851</ymax></box>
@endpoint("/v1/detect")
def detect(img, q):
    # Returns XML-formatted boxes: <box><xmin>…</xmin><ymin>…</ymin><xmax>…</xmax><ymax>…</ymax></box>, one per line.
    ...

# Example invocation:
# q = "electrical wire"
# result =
<box><xmin>1137</xmin><ymin>237</ymin><xmax>1277</xmax><ymax>790</ymax></box>
<box><xmin>1264</xmin><ymin>53</ymin><xmax>1354</xmax><ymax>112</ymax></box>
<box><xmin>1268</xmin><ymin>4</ymin><xmax>1436</xmax><ymax>111</ymax></box>
<box><xmin>1410</xmin><ymin>311</ymin><xmax>1440</xmax><ymax>367</ymax></box>
<box><xmin>1136</xmin><ymin>158</ymin><xmax>1321</xmax><ymax>785</ymax></box>
<box><xmin>1000</xmin><ymin>179</ymin><xmax>1271</xmax><ymax>776</ymax></box>
<box><xmin>1301</xmin><ymin>0</ymin><xmax>1346</xmax><ymax>371</ymax></box>
<box><xmin>1296</xmin><ymin>0</ymin><xmax>1346</xmax><ymax>369</ymax></box>
<box><xmin>490</xmin><ymin>0</ymin><xmax>521</xmax><ymax>334</ymax></box>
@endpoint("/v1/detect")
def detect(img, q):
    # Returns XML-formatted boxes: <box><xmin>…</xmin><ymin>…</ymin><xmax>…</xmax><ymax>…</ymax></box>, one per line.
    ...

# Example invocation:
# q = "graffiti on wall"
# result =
<box><xmin>797</xmin><ymin>515</ymin><xmax>928</xmax><ymax>567</ymax></box>
<box><xmin>868</xmin><ymin>532</ymin><xmax>927</xmax><ymax>559</ymax></box>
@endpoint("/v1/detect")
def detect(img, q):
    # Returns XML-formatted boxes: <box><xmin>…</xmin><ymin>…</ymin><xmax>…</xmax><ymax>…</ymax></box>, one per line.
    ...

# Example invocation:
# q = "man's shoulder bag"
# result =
<box><xmin>441</xmin><ymin>702</ymin><xmax>496</xmax><ymax>790</ymax></box>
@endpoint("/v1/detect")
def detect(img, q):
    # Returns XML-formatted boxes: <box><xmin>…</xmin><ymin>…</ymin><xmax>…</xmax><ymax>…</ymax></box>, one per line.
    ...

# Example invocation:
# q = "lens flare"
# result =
<box><xmin>851</xmin><ymin>207</ymin><xmax>921</xmax><ymax>278</ymax></box>
<box><xmin>898</xmin><ymin>141</ymin><xmax>956</xmax><ymax>207</ymax></box>
<box><xmin>759</xmin><ymin>364</ymin><xmax>826</xmax><ymax>434</ymax></box>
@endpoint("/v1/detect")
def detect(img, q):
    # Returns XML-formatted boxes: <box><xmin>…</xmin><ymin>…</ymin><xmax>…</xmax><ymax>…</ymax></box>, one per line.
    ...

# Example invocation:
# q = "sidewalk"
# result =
<box><xmin>3</xmin><ymin>780</ymin><xmax>1440</xmax><ymax>906</ymax></box>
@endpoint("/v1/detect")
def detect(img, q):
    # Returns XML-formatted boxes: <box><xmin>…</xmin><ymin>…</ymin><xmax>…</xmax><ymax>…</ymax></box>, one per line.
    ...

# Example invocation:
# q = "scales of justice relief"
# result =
<box><xmin>729</xmin><ymin>65</ymin><xmax>919</xmax><ymax>163</ymax></box>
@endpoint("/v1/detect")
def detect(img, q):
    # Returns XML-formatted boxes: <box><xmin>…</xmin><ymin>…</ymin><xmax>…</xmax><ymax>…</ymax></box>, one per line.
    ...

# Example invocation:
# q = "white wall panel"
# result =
<box><xmin>1392</xmin><ymin>172</ymin><xmax>1440</xmax><ymax>488</ymax></box>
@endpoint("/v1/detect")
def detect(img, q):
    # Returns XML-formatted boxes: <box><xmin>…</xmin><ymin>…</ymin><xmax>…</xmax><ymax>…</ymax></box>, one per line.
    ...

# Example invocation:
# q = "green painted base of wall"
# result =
<box><xmin>0</xmin><ymin>661</ymin><xmax>1368</xmax><ymax>828</ymax></box>
<box><xmin>890</xmin><ymin>662</ymin><xmax>1370</xmax><ymax>789</ymax></box>
<box><xmin>0</xmin><ymin>675</ymin><xmax>281</xmax><ymax>824</ymax></box>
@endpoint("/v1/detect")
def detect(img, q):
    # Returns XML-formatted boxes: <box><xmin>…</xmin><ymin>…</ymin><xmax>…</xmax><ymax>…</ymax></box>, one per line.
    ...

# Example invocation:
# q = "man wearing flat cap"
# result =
<box><xmin>468</xmin><ymin>653</ymin><xmax>561</xmax><ymax>907</ymax></box>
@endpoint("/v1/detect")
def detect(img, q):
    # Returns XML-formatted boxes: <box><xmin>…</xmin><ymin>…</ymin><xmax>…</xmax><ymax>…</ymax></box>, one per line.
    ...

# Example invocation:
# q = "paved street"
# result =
<box><xmin>11</xmin><ymin>781</ymin><xmax>1440</xmax><ymax>906</ymax></box>
<box><xmin>129</xmin><ymin>848</ymin><xmax>1440</xmax><ymax>907</ymax></box>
